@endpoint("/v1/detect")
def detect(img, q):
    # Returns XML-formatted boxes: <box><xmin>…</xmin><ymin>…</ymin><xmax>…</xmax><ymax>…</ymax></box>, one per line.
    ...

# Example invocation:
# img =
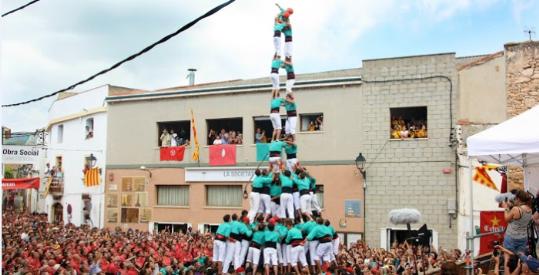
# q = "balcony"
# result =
<box><xmin>45</xmin><ymin>176</ymin><xmax>64</xmax><ymax>196</ymax></box>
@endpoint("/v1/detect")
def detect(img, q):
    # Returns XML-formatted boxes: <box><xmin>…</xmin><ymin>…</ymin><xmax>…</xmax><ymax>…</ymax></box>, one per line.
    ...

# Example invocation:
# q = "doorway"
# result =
<box><xmin>52</xmin><ymin>203</ymin><xmax>63</xmax><ymax>224</ymax></box>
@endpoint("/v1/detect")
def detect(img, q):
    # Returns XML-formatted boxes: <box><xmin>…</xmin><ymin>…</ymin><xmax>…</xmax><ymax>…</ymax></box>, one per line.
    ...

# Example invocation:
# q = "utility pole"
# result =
<box><xmin>524</xmin><ymin>27</ymin><xmax>536</xmax><ymax>41</ymax></box>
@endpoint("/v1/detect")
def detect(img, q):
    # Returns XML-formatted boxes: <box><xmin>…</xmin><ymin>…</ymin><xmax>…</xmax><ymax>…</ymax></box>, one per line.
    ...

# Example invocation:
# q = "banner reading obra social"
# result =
<box><xmin>2</xmin><ymin>145</ymin><xmax>45</xmax><ymax>165</ymax></box>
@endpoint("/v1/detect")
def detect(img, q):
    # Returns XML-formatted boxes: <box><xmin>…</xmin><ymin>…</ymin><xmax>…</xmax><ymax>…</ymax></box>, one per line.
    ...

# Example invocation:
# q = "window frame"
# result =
<box><xmin>85</xmin><ymin>118</ymin><xmax>94</xmax><ymax>140</ymax></box>
<box><xmin>206</xmin><ymin>117</ymin><xmax>243</xmax><ymax>145</ymax></box>
<box><xmin>299</xmin><ymin>113</ymin><xmax>324</xmax><ymax>132</ymax></box>
<box><xmin>157</xmin><ymin>120</ymin><xmax>191</xmax><ymax>147</ymax></box>
<box><xmin>389</xmin><ymin>106</ymin><xmax>428</xmax><ymax>140</ymax></box>
<box><xmin>252</xmin><ymin>116</ymin><xmax>287</xmax><ymax>144</ymax></box>
<box><xmin>155</xmin><ymin>185</ymin><xmax>190</xmax><ymax>207</ymax></box>
<box><xmin>205</xmin><ymin>185</ymin><xmax>243</xmax><ymax>208</ymax></box>
<box><xmin>57</xmin><ymin>124</ymin><xmax>64</xmax><ymax>143</ymax></box>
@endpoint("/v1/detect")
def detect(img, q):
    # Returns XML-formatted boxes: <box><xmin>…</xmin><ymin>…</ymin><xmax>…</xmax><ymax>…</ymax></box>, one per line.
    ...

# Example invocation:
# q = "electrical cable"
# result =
<box><xmin>1</xmin><ymin>0</ymin><xmax>41</xmax><ymax>18</ymax></box>
<box><xmin>2</xmin><ymin>0</ymin><xmax>236</xmax><ymax>107</ymax></box>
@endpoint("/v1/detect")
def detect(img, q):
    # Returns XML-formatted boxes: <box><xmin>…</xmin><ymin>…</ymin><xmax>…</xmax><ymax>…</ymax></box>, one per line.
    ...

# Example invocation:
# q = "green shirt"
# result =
<box><xmin>286</xmin><ymin>227</ymin><xmax>303</xmax><ymax>243</ymax></box>
<box><xmin>265</xmin><ymin>230</ymin><xmax>280</xmax><ymax>244</ymax></box>
<box><xmin>296</xmin><ymin>177</ymin><xmax>310</xmax><ymax>191</ymax></box>
<box><xmin>252</xmin><ymin>230</ymin><xmax>266</xmax><ymax>245</ymax></box>
<box><xmin>284</xmin><ymin>100</ymin><xmax>296</xmax><ymax>112</ymax></box>
<box><xmin>216</xmin><ymin>222</ymin><xmax>231</xmax><ymax>237</ymax></box>
<box><xmin>230</xmin><ymin>221</ymin><xmax>241</xmax><ymax>234</ymax></box>
<box><xmin>279</xmin><ymin>174</ymin><xmax>294</xmax><ymax>188</ymax></box>
<box><xmin>252</xmin><ymin>175</ymin><xmax>273</xmax><ymax>189</ymax></box>
<box><xmin>326</xmin><ymin>224</ymin><xmax>336</xmax><ymax>238</ymax></box>
<box><xmin>239</xmin><ymin>222</ymin><xmax>252</xmax><ymax>237</ymax></box>
<box><xmin>271</xmin><ymin>98</ymin><xmax>284</xmax><ymax>109</ymax></box>
<box><xmin>284</xmin><ymin>143</ymin><xmax>297</xmax><ymax>155</ymax></box>
<box><xmin>276</xmin><ymin>223</ymin><xmax>288</xmax><ymax>242</ymax></box>
<box><xmin>285</xmin><ymin>63</ymin><xmax>294</xmax><ymax>74</ymax></box>
<box><xmin>302</xmin><ymin>221</ymin><xmax>317</xmax><ymax>235</ymax></box>
<box><xmin>270</xmin><ymin>182</ymin><xmax>282</xmax><ymax>197</ymax></box>
<box><xmin>307</xmin><ymin>224</ymin><xmax>332</xmax><ymax>241</ymax></box>
<box><xmin>307</xmin><ymin>176</ymin><xmax>316</xmax><ymax>190</ymax></box>
<box><xmin>271</xmin><ymin>59</ymin><xmax>284</xmax><ymax>70</ymax></box>
<box><xmin>269</xmin><ymin>140</ymin><xmax>286</xmax><ymax>152</ymax></box>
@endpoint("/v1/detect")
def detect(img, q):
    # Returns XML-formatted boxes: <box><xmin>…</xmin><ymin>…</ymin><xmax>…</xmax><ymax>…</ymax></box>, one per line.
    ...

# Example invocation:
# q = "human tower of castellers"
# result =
<box><xmin>212</xmin><ymin>5</ymin><xmax>339</xmax><ymax>275</ymax></box>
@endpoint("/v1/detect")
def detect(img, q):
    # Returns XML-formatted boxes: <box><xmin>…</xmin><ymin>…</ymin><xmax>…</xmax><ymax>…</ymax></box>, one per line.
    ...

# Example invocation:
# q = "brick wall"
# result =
<box><xmin>361</xmin><ymin>54</ymin><xmax>458</xmax><ymax>248</ymax></box>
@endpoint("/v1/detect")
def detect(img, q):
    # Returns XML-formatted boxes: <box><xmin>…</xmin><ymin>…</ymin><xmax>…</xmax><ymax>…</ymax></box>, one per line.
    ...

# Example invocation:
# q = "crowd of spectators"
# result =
<box><xmin>2</xmin><ymin>212</ymin><xmax>474</xmax><ymax>275</ymax></box>
<box><xmin>390</xmin><ymin>117</ymin><xmax>427</xmax><ymax>139</ymax></box>
<box><xmin>160</xmin><ymin>129</ymin><xmax>190</xmax><ymax>147</ymax></box>
<box><xmin>208</xmin><ymin>129</ymin><xmax>243</xmax><ymax>145</ymax></box>
<box><xmin>306</xmin><ymin>115</ymin><xmax>323</xmax><ymax>132</ymax></box>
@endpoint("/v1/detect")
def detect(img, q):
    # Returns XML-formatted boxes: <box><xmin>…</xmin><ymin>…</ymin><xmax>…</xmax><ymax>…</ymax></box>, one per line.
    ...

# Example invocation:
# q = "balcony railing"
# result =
<box><xmin>44</xmin><ymin>175</ymin><xmax>64</xmax><ymax>196</ymax></box>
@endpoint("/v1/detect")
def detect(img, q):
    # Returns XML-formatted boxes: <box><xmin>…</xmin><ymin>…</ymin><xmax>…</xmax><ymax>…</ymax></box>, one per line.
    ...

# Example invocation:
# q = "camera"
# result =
<box><xmin>492</xmin><ymin>240</ymin><xmax>500</xmax><ymax>257</ymax></box>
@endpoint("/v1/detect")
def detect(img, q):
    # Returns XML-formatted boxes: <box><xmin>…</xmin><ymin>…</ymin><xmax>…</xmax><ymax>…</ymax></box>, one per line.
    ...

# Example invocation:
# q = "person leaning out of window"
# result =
<box><xmin>501</xmin><ymin>190</ymin><xmax>533</xmax><ymax>271</ymax></box>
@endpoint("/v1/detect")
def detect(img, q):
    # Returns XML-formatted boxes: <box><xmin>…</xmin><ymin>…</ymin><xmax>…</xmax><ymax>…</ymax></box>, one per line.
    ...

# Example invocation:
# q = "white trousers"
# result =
<box><xmin>213</xmin><ymin>239</ymin><xmax>226</xmax><ymax>262</ymax></box>
<box><xmin>286</xmin><ymin>158</ymin><xmax>298</xmax><ymax>172</ymax></box>
<box><xmin>281</xmin><ymin>244</ymin><xmax>290</xmax><ymax>265</ymax></box>
<box><xmin>259</xmin><ymin>194</ymin><xmax>272</xmax><ymax>215</ymax></box>
<box><xmin>286</xmin><ymin>78</ymin><xmax>295</xmax><ymax>94</ymax></box>
<box><xmin>271</xmin><ymin>73</ymin><xmax>280</xmax><ymax>89</ymax></box>
<box><xmin>308</xmin><ymin>240</ymin><xmax>319</xmax><ymax>265</ymax></box>
<box><xmin>240</xmin><ymin>240</ymin><xmax>250</xmax><ymax>266</ymax></box>
<box><xmin>277</xmin><ymin>243</ymin><xmax>283</xmax><ymax>264</ymax></box>
<box><xmin>270</xmin><ymin>113</ymin><xmax>282</xmax><ymax>130</ymax></box>
<box><xmin>222</xmin><ymin>241</ymin><xmax>241</xmax><ymax>273</ymax></box>
<box><xmin>317</xmin><ymin>242</ymin><xmax>333</xmax><ymax>263</ymax></box>
<box><xmin>280</xmin><ymin>193</ymin><xmax>295</xmax><ymax>219</ymax></box>
<box><xmin>269</xmin><ymin>156</ymin><xmax>281</xmax><ymax>173</ymax></box>
<box><xmin>293</xmin><ymin>192</ymin><xmax>301</xmax><ymax>210</ymax></box>
<box><xmin>333</xmin><ymin>237</ymin><xmax>340</xmax><ymax>256</ymax></box>
<box><xmin>264</xmin><ymin>247</ymin><xmax>278</xmax><ymax>266</ymax></box>
<box><xmin>310</xmin><ymin>192</ymin><xmax>321</xmax><ymax>213</ymax></box>
<box><xmin>285</xmin><ymin>41</ymin><xmax>293</xmax><ymax>58</ymax></box>
<box><xmin>271</xmin><ymin>201</ymin><xmax>281</xmax><ymax>217</ymax></box>
<box><xmin>246</xmin><ymin>246</ymin><xmax>261</xmax><ymax>266</ymax></box>
<box><xmin>274</xmin><ymin>37</ymin><xmax>282</xmax><ymax>56</ymax></box>
<box><xmin>300</xmin><ymin>194</ymin><xmax>312</xmax><ymax>215</ymax></box>
<box><xmin>285</xmin><ymin>116</ymin><xmax>297</xmax><ymax>135</ymax></box>
<box><xmin>248</xmin><ymin>192</ymin><xmax>260</xmax><ymax>223</ymax></box>
<box><xmin>290</xmin><ymin>245</ymin><xmax>308</xmax><ymax>267</ymax></box>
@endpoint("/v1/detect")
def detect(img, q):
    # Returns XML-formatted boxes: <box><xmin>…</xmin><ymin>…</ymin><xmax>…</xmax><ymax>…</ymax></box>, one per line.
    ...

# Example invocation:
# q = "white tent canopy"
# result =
<box><xmin>467</xmin><ymin>104</ymin><xmax>539</xmax><ymax>167</ymax></box>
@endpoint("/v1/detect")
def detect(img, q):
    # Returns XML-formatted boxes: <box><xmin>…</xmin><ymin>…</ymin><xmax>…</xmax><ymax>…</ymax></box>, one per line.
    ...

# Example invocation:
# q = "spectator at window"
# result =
<box><xmin>255</xmin><ymin>128</ymin><xmax>263</xmax><ymax>143</ymax></box>
<box><xmin>213</xmin><ymin>137</ymin><xmax>222</xmax><ymax>145</ymax></box>
<box><xmin>208</xmin><ymin>129</ymin><xmax>217</xmax><ymax>145</ymax></box>
<box><xmin>308</xmin><ymin>121</ymin><xmax>316</xmax><ymax>131</ymax></box>
<box><xmin>170</xmin><ymin>130</ymin><xmax>178</xmax><ymax>147</ymax></box>
<box><xmin>85</xmin><ymin>126</ymin><xmax>93</xmax><ymax>139</ymax></box>
<box><xmin>160</xmin><ymin>129</ymin><xmax>171</xmax><ymax>147</ymax></box>
<box><xmin>316</xmin><ymin>115</ymin><xmax>323</xmax><ymax>131</ymax></box>
<box><xmin>260</xmin><ymin>130</ymin><xmax>268</xmax><ymax>143</ymax></box>
<box><xmin>179</xmin><ymin>128</ymin><xmax>187</xmax><ymax>144</ymax></box>
<box><xmin>237</xmin><ymin>133</ymin><xmax>243</xmax><ymax>145</ymax></box>
<box><xmin>221</xmin><ymin>132</ymin><xmax>230</xmax><ymax>144</ymax></box>
<box><xmin>229</xmin><ymin>131</ymin><xmax>237</xmax><ymax>144</ymax></box>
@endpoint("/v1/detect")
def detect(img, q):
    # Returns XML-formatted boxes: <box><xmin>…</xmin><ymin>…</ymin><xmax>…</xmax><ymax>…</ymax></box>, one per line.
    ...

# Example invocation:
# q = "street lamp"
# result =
<box><xmin>355</xmin><ymin>152</ymin><xmax>367</xmax><ymax>241</ymax></box>
<box><xmin>139</xmin><ymin>166</ymin><xmax>152</xmax><ymax>179</ymax></box>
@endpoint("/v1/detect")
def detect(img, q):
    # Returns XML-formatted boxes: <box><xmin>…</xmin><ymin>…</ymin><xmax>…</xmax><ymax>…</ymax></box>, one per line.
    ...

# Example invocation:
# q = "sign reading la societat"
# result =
<box><xmin>186</xmin><ymin>167</ymin><xmax>256</xmax><ymax>182</ymax></box>
<box><xmin>2</xmin><ymin>146</ymin><xmax>44</xmax><ymax>165</ymax></box>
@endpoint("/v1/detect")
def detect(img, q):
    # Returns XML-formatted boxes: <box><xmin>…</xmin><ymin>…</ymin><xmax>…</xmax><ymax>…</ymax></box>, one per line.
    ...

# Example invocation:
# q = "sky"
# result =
<box><xmin>1</xmin><ymin>0</ymin><xmax>538</xmax><ymax>131</ymax></box>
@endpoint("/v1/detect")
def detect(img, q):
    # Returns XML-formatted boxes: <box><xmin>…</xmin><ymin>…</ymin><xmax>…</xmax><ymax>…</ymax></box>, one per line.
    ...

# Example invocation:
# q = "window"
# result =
<box><xmin>85</xmin><ymin>118</ymin><xmax>94</xmax><ymax>139</ymax></box>
<box><xmin>390</xmin><ymin>107</ymin><xmax>428</xmax><ymax>139</ymax></box>
<box><xmin>206</xmin><ymin>185</ymin><xmax>242</xmax><ymax>207</ymax></box>
<box><xmin>253</xmin><ymin>116</ymin><xmax>286</xmax><ymax>143</ymax></box>
<box><xmin>157</xmin><ymin>120</ymin><xmax>190</xmax><ymax>147</ymax></box>
<box><xmin>57</xmin><ymin>125</ymin><xmax>64</xmax><ymax>143</ymax></box>
<box><xmin>155</xmin><ymin>223</ymin><xmax>188</xmax><ymax>233</ymax></box>
<box><xmin>207</xmin><ymin>118</ymin><xmax>243</xmax><ymax>145</ymax></box>
<box><xmin>202</xmin><ymin>224</ymin><xmax>219</xmax><ymax>234</ymax></box>
<box><xmin>315</xmin><ymin>185</ymin><xmax>324</xmax><ymax>209</ymax></box>
<box><xmin>300</xmin><ymin>113</ymin><xmax>323</xmax><ymax>132</ymax></box>
<box><xmin>156</xmin><ymin>185</ymin><xmax>189</xmax><ymax>206</ymax></box>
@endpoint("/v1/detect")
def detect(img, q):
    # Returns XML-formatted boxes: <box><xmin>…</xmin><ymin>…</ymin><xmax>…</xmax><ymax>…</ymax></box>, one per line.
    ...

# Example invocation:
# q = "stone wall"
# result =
<box><xmin>361</xmin><ymin>53</ymin><xmax>458</xmax><ymax>248</ymax></box>
<box><xmin>505</xmin><ymin>41</ymin><xmax>539</xmax><ymax>117</ymax></box>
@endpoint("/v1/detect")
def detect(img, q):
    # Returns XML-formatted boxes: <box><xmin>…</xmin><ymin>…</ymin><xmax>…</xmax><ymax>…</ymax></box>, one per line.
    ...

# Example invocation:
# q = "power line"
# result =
<box><xmin>2</xmin><ymin>0</ymin><xmax>236</xmax><ymax>107</ymax></box>
<box><xmin>1</xmin><ymin>0</ymin><xmax>41</xmax><ymax>18</ymax></box>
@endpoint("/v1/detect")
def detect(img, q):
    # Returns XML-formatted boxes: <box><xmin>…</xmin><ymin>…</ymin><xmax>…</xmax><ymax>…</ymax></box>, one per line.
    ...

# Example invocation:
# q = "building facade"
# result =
<box><xmin>105</xmin><ymin>52</ymin><xmax>461</xmax><ymax>248</ymax></box>
<box><xmin>45</xmin><ymin>85</ymin><xmax>111</xmax><ymax>227</ymax></box>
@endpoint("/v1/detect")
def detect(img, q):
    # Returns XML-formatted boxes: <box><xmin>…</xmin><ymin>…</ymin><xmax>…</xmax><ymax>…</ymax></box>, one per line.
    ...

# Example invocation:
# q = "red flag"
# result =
<box><xmin>479</xmin><ymin>211</ymin><xmax>506</xmax><ymax>255</ymax></box>
<box><xmin>500</xmin><ymin>171</ymin><xmax>507</xmax><ymax>194</ymax></box>
<box><xmin>160</xmin><ymin>146</ymin><xmax>185</xmax><ymax>161</ymax></box>
<box><xmin>209</xmin><ymin>144</ymin><xmax>236</xmax><ymax>166</ymax></box>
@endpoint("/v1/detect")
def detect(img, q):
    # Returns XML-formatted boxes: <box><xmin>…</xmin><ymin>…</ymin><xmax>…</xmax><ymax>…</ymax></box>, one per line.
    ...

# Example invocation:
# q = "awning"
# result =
<box><xmin>2</xmin><ymin>177</ymin><xmax>40</xmax><ymax>190</ymax></box>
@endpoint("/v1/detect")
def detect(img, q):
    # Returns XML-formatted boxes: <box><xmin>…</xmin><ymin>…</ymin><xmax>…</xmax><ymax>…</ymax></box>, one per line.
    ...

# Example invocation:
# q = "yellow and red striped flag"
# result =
<box><xmin>191</xmin><ymin>109</ymin><xmax>200</xmax><ymax>161</ymax></box>
<box><xmin>473</xmin><ymin>166</ymin><xmax>498</xmax><ymax>191</ymax></box>
<box><xmin>84</xmin><ymin>167</ymin><xmax>100</xmax><ymax>187</ymax></box>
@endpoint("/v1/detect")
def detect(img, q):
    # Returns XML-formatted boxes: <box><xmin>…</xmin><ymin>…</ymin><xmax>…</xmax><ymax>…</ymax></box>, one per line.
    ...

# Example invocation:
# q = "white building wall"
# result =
<box><xmin>46</xmin><ymin>85</ymin><xmax>108</xmax><ymax>228</ymax></box>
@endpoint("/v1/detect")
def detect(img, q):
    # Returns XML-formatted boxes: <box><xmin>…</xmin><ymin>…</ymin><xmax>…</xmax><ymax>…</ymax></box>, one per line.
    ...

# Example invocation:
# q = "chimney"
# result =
<box><xmin>187</xmin><ymin>68</ymin><xmax>197</xmax><ymax>86</ymax></box>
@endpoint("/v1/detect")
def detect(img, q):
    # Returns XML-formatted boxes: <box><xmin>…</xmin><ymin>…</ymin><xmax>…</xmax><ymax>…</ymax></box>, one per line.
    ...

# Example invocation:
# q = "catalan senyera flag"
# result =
<box><xmin>473</xmin><ymin>165</ymin><xmax>498</xmax><ymax>191</ymax></box>
<box><xmin>84</xmin><ymin>167</ymin><xmax>100</xmax><ymax>187</ymax></box>
<box><xmin>191</xmin><ymin>109</ymin><xmax>200</xmax><ymax>161</ymax></box>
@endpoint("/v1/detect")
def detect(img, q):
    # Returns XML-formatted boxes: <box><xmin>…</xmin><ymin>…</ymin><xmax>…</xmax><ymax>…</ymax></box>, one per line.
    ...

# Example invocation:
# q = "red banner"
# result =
<box><xmin>160</xmin><ymin>146</ymin><xmax>185</xmax><ymax>161</ymax></box>
<box><xmin>209</xmin><ymin>144</ymin><xmax>236</xmax><ymax>166</ymax></box>
<box><xmin>2</xmin><ymin>177</ymin><xmax>40</xmax><ymax>190</ymax></box>
<box><xmin>479</xmin><ymin>211</ymin><xmax>506</xmax><ymax>255</ymax></box>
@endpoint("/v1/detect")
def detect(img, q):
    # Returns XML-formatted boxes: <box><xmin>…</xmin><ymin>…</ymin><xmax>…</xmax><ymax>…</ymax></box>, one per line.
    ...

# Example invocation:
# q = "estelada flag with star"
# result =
<box><xmin>479</xmin><ymin>211</ymin><xmax>507</xmax><ymax>255</ymax></box>
<box><xmin>160</xmin><ymin>146</ymin><xmax>185</xmax><ymax>161</ymax></box>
